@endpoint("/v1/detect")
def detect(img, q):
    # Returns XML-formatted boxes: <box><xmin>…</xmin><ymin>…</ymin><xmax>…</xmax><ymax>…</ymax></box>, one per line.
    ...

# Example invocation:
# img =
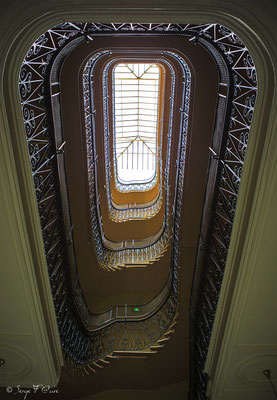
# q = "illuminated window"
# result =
<box><xmin>113</xmin><ymin>63</ymin><xmax>160</xmax><ymax>189</ymax></box>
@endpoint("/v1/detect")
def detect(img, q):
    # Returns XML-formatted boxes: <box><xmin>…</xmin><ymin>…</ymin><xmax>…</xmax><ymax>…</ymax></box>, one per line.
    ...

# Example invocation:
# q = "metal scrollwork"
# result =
<box><xmin>18</xmin><ymin>23</ymin><xmax>257</xmax><ymax>389</ymax></box>
<box><xmin>83</xmin><ymin>51</ymin><xmax>190</xmax><ymax>269</ymax></box>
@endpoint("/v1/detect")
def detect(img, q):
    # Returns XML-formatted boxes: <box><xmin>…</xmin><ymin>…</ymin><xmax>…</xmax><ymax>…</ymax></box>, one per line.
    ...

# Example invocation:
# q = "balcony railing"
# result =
<box><xmin>19</xmin><ymin>23</ymin><xmax>257</xmax><ymax>388</ymax></box>
<box><xmin>82</xmin><ymin>50</ymin><xmax>190</xmax><ymax>269</ymax></box>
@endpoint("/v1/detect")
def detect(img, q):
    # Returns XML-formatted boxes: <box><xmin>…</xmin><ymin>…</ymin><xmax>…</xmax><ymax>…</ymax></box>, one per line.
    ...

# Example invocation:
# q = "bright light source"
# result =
<box><xmin>113</xmin><ymin>63</ymin><xmax>160</xmax><ymax>189</ymax></box>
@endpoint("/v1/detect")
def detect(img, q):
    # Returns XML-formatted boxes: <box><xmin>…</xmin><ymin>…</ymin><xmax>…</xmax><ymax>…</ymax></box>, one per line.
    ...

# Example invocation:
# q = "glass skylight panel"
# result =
<box><xmin>113</xmin><ymin>63</ymin><xmax>160</xmax><ymax>188</ymax></box>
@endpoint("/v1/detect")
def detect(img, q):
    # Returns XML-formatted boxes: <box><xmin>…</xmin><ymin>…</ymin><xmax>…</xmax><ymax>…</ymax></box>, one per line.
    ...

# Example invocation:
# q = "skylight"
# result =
<box><xmin>113</xmin><ymin>63</ymin><xmax>160</xmax><ymax>188</ymax></box>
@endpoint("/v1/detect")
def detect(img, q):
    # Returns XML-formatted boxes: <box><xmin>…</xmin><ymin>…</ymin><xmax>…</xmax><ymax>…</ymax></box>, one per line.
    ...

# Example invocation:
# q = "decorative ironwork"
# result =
<box><xmin>187</xmin><ymin>26</ymin><xmax>257</xmax><ymax>400</ymax></box>
<box><xmin>101</xmin><ymin>57</ymin><xmax>164</xmax><ymax>222</ymax></box>
<box><xmin>108</xmin><ymin>195</ymin><xmax>163</xmax><ymax>223</ymax></box>
<box><xmin>90</xmin><ymin>290</ymin><xmax>177</xmax><ymax>360</ymax></box>
<box><xmin>18</xmin><ymin>23</ymin><xmax>257</xmax><ymax>387</ymax></box>
<box><xmin>83</xmin><ymin>50</ymin><xmax>190</xmax><ymax>269</ymax></box>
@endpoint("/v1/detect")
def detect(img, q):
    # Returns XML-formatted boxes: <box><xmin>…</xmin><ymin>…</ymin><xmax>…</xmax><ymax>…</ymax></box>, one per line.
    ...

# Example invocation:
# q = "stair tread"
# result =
<box><xmin>99</xmin><ymin>359</ymin><xmax>110</xmax><ymax>365</ymax></box>
<box><xmin>158</xmin><ymin>337</ymin><xmax>170</xmax><ymax>344</ymax></box>
<box><xmin>105</xmin><ymin>355</ymin><xmax>117</xmax><ymax>360</ymax></box>
<box><xmin>163</xmin><ymin>329</ymin><xmax>175</xmax><ymax>337</ymax></box>
<box><xmin>151</xmin><ymin>345</ymin><xmax>164</xmax><ymax>350</ymax></box>
<box><xmin>113</xmin><ymin>350</ymin><xmax>156</xmax><ymax>358</ymax></box>
<box><xmin>93</xmin><ymin>362</ymin><xmax>104</xmax><ymax>368</ymax></box>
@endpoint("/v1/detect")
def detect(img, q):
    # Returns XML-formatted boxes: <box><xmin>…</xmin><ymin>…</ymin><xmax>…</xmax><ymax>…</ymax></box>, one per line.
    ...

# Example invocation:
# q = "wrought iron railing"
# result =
<box><xmin>188</xmin><ymin>26</ymin><xmax>257</xmax><ymax>399</ymax></box>
<box><xmin>82</xmin><ymin>50</ymin><xmax>191</xmax><ymax>269</ymax></box>
<box><xmin>83</xmin><ymin>52</ymin><xmax>170</xmax><ymax>267</ymax></box>
<box><xmin>108</xmin><ymin>195</ymin><xmax>163</xmax><ymax>222</ymax></box>
<box><xmin>18</xmin><ymin>23</ymin><xmax>189</xmax><ymax>373</ymax></box>
<box><xmin>18</xmin><ymin>23</ymin><xmax>257</xmax><ymax>386</ymax></box>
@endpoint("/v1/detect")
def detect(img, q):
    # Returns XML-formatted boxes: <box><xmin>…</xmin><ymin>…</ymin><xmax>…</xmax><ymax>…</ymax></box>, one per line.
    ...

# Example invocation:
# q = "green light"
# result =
<box><xmin>133</xmin><ymin>307</ymin><xmax>140</xmax><ymax>312</ymax></box>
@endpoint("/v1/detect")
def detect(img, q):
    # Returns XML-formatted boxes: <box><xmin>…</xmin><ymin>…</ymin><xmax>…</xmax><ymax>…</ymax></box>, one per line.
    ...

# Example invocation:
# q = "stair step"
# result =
<box><xmin>151</xmin><ymin>344</ymin><xmax>164</xmax><ymax>351</ymax></box>
<box><xmin>105</xmin><ymin>355</ymin><xmax>117</xmax><ymax>361</ymax></box>
<box><xmin>113</xmin><ymin>350</ymin><xmax>156</xmax><ymax>358</ymax></box>
<box><xmin>87</xmin><ymin>364</ymin><xmax>96</xmax><ymax>373</ymax></box>
<box><xmin>93</xmin><ymin>361</ymin><xmax>104</xmax><ymax>369</ymax></box>
<box><xmin>82</xmin><ymin>367</ymin><xmax>90</xmax><ymax>376</ymax></box>
<box><xmin>168</xmin><ymin>320</ymin><xmax>178</xmax><ymax>329</ymax></box>
<box><xmin>157</xmin><ymin>337</ymin><xmax>170</xmax><ymax>345</ymax></box>
<box><xmin>163</xmin><ymin>329</ymin><xmax>175</xmax><ymax>338</ymax></box>
<box><xmin>98</xmin><ymin>358</ymin><xmax>110</xmax><ymax>366</ymax></box>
